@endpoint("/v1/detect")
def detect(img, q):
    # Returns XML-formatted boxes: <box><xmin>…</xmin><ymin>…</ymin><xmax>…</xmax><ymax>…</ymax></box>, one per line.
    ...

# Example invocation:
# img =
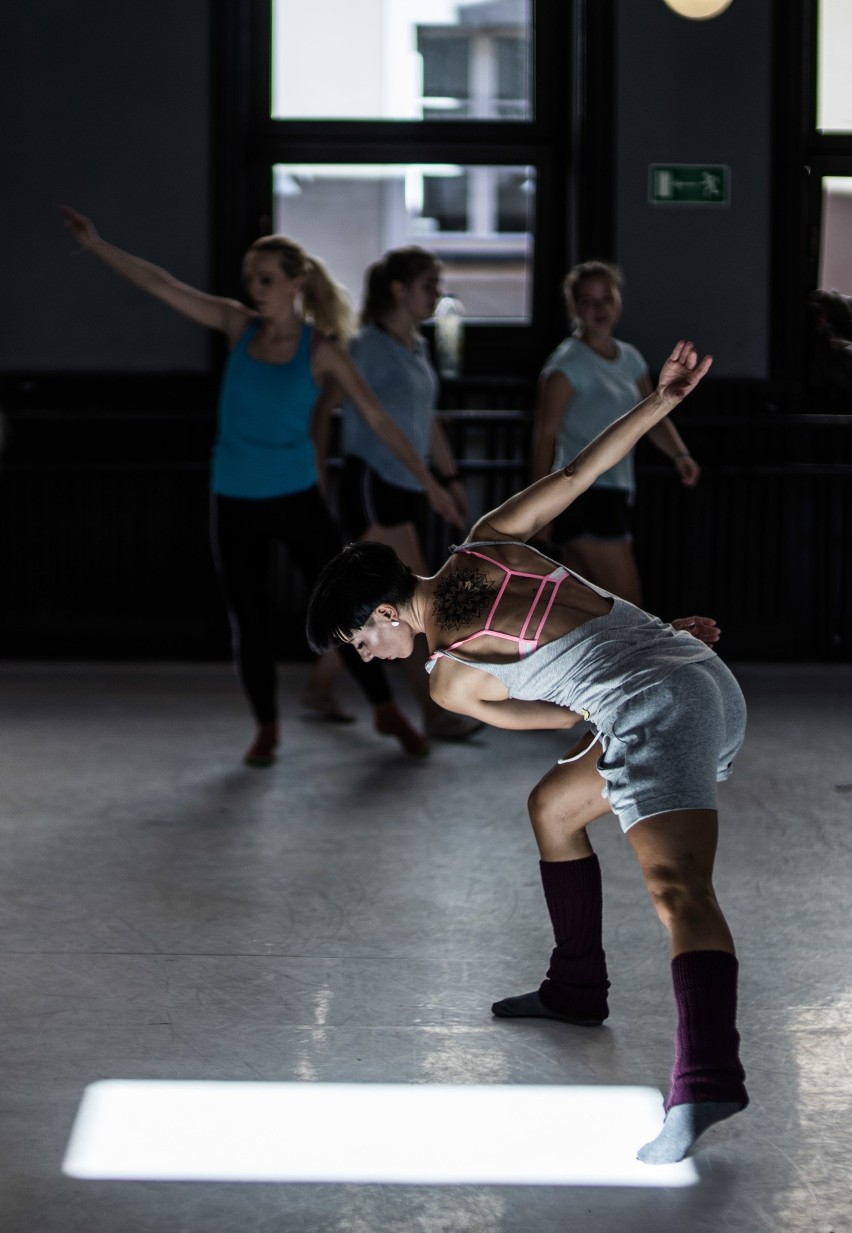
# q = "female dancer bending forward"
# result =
<box><xmin>307</xmin><ymin>341</ymin><xmax>748</xmax><ymax>1164</ymax></box>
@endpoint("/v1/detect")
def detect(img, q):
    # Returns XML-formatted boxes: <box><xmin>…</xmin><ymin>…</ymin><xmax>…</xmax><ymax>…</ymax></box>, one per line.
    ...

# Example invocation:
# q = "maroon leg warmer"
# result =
<box><xmin>666</xmin><ymin>949</ymin><xmax>748</xmax><ymax>1110</ymax></box>
<box><xmin>537</xmin><ymin>855</ymin><xmax>610</xmax><ymax>1021</ymax></box>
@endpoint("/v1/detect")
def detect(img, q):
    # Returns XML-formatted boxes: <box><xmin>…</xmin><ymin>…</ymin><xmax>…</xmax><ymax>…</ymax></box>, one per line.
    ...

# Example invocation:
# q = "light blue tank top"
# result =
<box><xmin>540</xmin><ymin>337</ymin><xmax>648</xmax><ymax>497</ymax></box>
<box><xmin>211</xmin><ymin>321</ymin><xmax>319</xmax><ymax>499</ymax></box>
<box><xmin>341</xmin><ymin>324</ymin><xmax>437</xmax><ymax>491</ymax></box>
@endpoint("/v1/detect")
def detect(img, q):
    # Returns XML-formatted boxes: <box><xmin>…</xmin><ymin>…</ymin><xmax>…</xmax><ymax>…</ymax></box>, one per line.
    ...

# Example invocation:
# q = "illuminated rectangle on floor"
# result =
<box><xmin>62</xmin><ymin>1080</ymin><xmax>698</xmax><ymax>1187</ymax></box>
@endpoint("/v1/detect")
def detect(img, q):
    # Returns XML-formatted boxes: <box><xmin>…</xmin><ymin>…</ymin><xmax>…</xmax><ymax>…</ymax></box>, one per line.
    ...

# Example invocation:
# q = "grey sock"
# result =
<box><xmin>491</xmin><ymin>990</ymin><xmax>604</xmax><ymax>1027</ymax></box>
<box><xmin>637</xmin><ymin>1101</ymin><xmax>743</xmax><ymax>1164</ymax></box>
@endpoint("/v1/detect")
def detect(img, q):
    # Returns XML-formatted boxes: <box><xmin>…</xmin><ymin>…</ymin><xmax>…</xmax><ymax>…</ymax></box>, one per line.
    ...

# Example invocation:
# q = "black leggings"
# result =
<box><xmin>210</xmin><ymin>486</ymin><xmax>391</xmax><ymax>724</ymax></box>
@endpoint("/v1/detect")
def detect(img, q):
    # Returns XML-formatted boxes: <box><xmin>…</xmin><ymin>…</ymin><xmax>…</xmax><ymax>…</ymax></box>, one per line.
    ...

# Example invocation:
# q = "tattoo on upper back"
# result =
<box><xmin>432</xmin><ymin>567</ymin><xmax>498</xmax><ymax>632</ymax></box>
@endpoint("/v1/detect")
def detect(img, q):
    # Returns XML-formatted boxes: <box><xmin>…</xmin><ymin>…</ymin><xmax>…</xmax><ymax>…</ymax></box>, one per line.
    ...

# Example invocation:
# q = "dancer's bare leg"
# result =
<box><xmin>528</xmin><ymin>731</ymin><xmax>611</xmax><ymax>860</ymax></box>
<box><xmin>628</xmin><ymin>810</ymin><xmax>747</xmax><ymax>1162</ymax></box>
<box><xmin>628</xmin><ymin>810</ymin><xmax>733</xmax><ymax>957</ymax></box>
<box><xmin>492</xmin><ymin>732</ymin><xmax>612</xmax><ymax>1024</ymax></box>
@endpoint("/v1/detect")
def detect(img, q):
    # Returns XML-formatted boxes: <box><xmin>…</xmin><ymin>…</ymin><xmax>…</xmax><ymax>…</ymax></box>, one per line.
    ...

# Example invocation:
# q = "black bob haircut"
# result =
<box><xmin>306</xmin><ymin>541</ymin><xmax>417</xmax><ymax>653</ymax></box>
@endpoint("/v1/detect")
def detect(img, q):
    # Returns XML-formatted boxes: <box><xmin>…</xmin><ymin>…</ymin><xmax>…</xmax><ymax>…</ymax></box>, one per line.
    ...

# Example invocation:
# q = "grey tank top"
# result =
<box><xmin>426</xmin><ymin>540</ymin><xmax>715</xmax><ymax>732</ymax></box>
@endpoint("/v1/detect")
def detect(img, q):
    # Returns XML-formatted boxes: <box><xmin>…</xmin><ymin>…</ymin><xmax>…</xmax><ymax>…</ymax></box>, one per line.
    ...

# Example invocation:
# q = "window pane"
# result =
<box><xmin>495</xmin><ymin>36</ymin><xmax>529</xmax><ymax>118</ymax></box>
<box><xmin>817</xmin><ymin>0</ymin><xmax>852</xmax><ymax>132</ymax></box>
<box><xmin>423</xmin><ymin>171</ymin><xmax>469</xmax><ymax>230</ymax></box>
<box><xmin>819</xmin><ymin>178</ymin><xmax>852</xmax><ymax>295</ymax></box>
<box><xmin>271</xmin><ymin>0</ymin><xmax>532</xmax><ymax>122</ymax></box>
<box><xmin>496</xmin><ymin>168</ymin><xmax>534</xmax><ymax>232</ymax></box>
<box><xmin>272</xmin><ymin>163</ymin><xmax>535</xmax><ymax>320</ymax></box>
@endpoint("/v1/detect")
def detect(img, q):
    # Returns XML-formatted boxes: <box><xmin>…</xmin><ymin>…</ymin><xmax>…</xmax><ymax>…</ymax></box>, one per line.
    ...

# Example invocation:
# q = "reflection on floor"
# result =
<box><xmin>0</xmin><ymin>661</ymin><xmax>849</xmax><ymax>1232</ymax></box>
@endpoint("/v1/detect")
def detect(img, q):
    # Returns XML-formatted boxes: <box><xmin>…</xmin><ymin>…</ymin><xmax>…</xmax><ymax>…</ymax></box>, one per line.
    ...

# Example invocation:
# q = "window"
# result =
<box><xmin>273</xmin><ymin>162</ymin><xmax>535</xmax><ymax>319</ymax></box>
<box><xmin>818</xmin><ymin>177</ymin><xmax>852</xmax><ymax>296</ymax></box>
<box><xmin>267</xmin><ymin>0</ymin><xmax>536</xmax><ymax>324</ymax></box>
<box><xmin>809</xmin><ymin>2</ymin><xmax>852</xmax><ymax>297</ymax></box>
<box><xmin>271</xmin><ymin>0</ymin><xmax>532</xmax><ymax>123</ymax></box>
<box><xmin>816</xmin><ymin>0</ymin><xmax>852</xmax><ymax>133</ymax></box>
<box><xmin>781</xmin><ymin>1</ymin><xmax>852</xmax><ymax>387</ymax></box>
<box><xmin>418</xmin><ymin>26</ymin><xmax>531</xmax><ymax>121</ymax></box>
<box><xmin>215</xmin><ymin>1</ymin><xmax>603</xmax><ymax>370</ymax></box>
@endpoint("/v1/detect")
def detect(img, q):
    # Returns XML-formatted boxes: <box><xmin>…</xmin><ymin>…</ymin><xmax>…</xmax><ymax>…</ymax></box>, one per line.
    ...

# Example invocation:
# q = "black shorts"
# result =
<box><xmin>551</xmin><ymin>486</ymin><xmax>633</xmax><ymax>544</ymax></box>
<box><xmin>340</xmin><ymin>455</ymin><xmax>428</xmax><ymax>539</ymax></box>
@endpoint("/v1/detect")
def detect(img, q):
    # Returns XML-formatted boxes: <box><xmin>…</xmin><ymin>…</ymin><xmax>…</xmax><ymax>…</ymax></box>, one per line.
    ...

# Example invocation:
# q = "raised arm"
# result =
<box><xmin>472</xmin><ymin>340</ymin><xmax>712</xmax><ymax>544</ymax></box>
<box><xmin>61</xmin><ymin>206</ymin><xmax>251</xmax><ymax>345</ymax></box>
<box><xmin>313</xmin><ymin>339</ymin><xmax>461</xmax><ymax>526</ymax></box>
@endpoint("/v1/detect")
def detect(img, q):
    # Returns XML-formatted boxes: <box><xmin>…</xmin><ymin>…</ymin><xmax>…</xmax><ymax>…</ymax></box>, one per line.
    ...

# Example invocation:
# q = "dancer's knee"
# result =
<box><xmin>643</xmin><ymin>862</ymin><xmax>718</xmax><ymax>931</ymax></box>
<box><xmin>527</xmin><ymin>781</ymin><xmax>563</xmax><ymax>847</ymax></box>
<box><xmin>528</xmin><ymin>782</ymin><xmax>595</xmax><ymax>861</ymax></box>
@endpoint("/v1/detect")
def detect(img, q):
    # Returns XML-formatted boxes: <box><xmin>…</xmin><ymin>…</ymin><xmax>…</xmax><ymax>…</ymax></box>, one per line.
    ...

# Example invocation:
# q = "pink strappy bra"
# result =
<box><xmin>430</xmin><ymin>541</ymin><xmax>572</xmax><ymax>662</ymax></box>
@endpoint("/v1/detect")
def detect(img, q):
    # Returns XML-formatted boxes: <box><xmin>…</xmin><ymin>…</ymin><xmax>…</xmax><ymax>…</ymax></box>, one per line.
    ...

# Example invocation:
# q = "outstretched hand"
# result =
<box><xmin>672</xmin><ymin>615</ymin><xmax>720</xmax><ymax>647</ymax></box>
<box><xmin>60</xmin><ymin>205</ymin><xmax>99</xmax><ymax>251</ymax></box>
<box><xmin>657</xmin><ymin>340</ymin><xmax>713</xmax><ymax>405</ymax></box>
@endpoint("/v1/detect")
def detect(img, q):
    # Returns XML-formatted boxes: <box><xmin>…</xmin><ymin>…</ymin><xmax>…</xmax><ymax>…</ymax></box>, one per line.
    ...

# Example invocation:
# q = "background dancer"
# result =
<box><xmin>313</xmin><ymin>245</ymin><xmax>479</xmax><ymax>741</ymax></box>
<box><xmin>62</xmin><ymin>206</ymin><xmax>459</xmax><ymax>765</ymax></box>
<box><xmin>531</xmin><ymin>261</ymin><xmax>700</xmax><ymax>605</ymax></box>
<box><xmin>306</xmin><ymin>341</ymin><xmax>748</xmax><ymax>1164</ymax></box>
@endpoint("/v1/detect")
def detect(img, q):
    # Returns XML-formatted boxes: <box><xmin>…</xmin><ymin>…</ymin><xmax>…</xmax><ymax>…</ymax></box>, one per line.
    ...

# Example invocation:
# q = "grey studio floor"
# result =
<box><xmin>0</xmin><ymin>658</ymin><xmax>850</xmax><ymax>1233</ymax></box>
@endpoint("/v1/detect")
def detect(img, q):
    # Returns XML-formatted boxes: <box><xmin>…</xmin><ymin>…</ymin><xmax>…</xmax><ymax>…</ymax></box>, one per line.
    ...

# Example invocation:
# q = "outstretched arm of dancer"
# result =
<box><xmin>61</xmin><ymin>206</ymin><xmax>251</xmax><ymax>345</ymax></box>
<box><xmin>472</xmin><ymin>341</ymin><xmax>712</xmax><ymax>545</ymax></box>
<box><xmin>312</xmin><ymin>339</ymin><xmax>462</xmax><ymax>527</ymax></box>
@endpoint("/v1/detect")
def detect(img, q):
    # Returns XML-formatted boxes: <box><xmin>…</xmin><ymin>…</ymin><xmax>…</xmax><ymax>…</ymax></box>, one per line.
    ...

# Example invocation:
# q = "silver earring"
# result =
<box><xmin>391</xmin><ymin>619</ymin><xmax>400</xmax><ymax>627</ymax></box>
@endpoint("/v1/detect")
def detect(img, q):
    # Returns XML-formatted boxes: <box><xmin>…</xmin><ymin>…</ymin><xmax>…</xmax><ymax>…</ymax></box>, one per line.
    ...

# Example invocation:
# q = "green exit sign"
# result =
<box><xmin>650</xmin><ymin>164</ymin><xmax>730</xmax><ymax>205</ymax></box>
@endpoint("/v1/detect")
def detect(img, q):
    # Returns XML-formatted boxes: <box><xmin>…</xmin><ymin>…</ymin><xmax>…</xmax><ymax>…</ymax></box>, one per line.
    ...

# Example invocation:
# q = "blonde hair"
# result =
<box><xmin>247</xmin><ymin>235</ymin><xmax>355</xmax><ymax>340</ymax></box>
<box><xmin>562</xmin><ymin>260</ymin><xmax>623</xmax><ymax>325</ymax></box>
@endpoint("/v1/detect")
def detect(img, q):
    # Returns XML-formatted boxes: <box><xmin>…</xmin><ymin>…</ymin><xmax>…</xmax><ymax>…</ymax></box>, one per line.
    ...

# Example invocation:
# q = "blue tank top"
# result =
<box><xmin>211</xmin><ymin>321</ymin><xmax>319</xmax><ymax>499</ymax></box>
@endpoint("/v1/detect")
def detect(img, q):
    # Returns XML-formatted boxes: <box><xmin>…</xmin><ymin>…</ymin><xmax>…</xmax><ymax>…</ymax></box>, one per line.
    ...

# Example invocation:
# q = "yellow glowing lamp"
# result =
<box><xmin>663</xmin><ymin>0</ymin><xmax>733</xmax><ymax>17</ymax></box>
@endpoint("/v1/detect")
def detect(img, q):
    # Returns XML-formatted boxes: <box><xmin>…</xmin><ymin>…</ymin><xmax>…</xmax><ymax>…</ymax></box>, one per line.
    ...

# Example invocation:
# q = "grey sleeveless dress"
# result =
<box><xmin>427</xmin><ymin>541</ymin><xmax>746</xmax><ymax>830</ymax></box>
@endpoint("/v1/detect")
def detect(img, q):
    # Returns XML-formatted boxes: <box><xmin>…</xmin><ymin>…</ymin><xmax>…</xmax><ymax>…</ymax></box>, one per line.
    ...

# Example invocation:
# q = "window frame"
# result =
<box><xmin>212</xmin><ymin>0</ymin><xmax>615</xmax><ymax>377</ymax></box>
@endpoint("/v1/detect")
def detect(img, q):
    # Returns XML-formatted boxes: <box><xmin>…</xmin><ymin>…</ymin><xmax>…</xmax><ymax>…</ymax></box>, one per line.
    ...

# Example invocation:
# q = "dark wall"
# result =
<box><xmin>614</xmin><ymin>0</ymin><xmax>772</xmax><ymax>378</ymax></box>
<box><xmin>0</xmin><ymin>0</ymin><xmax>211</xmax><ymax>371</ymax></box>
<box><xmin>0</xmin><ymin>1</ymin><xmax>223</xmax><ymax>656</ymax></box>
